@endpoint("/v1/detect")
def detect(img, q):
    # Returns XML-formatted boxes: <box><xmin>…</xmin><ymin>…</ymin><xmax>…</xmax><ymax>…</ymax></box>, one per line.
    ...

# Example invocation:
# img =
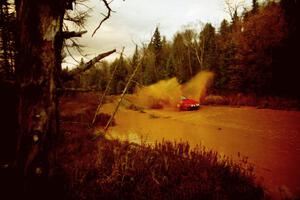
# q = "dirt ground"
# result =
<box><xmin>97</xmin><ymin>98</ymin><xmax>300</xmax><ymax>199</ymax></box>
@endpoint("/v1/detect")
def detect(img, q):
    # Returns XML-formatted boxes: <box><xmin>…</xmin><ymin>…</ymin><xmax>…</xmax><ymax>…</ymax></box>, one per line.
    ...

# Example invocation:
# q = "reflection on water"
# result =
<box><xmin>102</xmin><ymin>104</ymin><xmax>300</xmax><ymax>198</ymax></box>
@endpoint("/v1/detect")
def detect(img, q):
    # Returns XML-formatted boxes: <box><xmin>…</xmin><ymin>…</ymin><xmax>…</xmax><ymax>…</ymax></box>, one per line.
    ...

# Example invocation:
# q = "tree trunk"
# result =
<box><xmin>200</xmin><ymin>38</ymin><xmax>205</xmax><ymax>71</ymax></box>
<box><xmin>14</xmin><ymin>0</ymin><xmax>66</xmax><ymax>197</ymax></box>
<box><xmin>0</xmin><ymin>1</ymin><xmax>10</xmax><ymax>76</ymax></box>
<box><xmin>187</xmin><ymin>46</ymin><xmax>193</xmax><ymax>77</ymax></box>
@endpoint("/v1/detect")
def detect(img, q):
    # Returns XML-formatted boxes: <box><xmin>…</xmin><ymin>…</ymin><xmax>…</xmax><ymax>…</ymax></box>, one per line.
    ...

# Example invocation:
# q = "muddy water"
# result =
<box><xmin>101</xmin><ymin>104</ymin><xmax>300</xmax><ymax>198</ymax></box>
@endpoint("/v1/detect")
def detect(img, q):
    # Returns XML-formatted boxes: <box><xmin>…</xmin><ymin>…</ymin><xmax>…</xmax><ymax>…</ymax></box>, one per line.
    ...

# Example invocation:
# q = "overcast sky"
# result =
<box><xmin>63</xmin><ymin>0</ymin><xmax>251</xmax><ymax>68</ymax></box>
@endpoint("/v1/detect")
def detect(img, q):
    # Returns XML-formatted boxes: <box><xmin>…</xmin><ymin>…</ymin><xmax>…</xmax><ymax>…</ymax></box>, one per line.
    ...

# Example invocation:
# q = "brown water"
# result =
<box><xmin>101</xmin><ymin>103</ymin><xmax>300</xmax><ymax>198</ymax></box>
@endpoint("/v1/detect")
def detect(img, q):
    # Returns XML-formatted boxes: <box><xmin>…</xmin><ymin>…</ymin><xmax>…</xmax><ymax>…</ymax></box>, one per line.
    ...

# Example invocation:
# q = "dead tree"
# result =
<box><xmin>67</xmin><ymin>49</ymin><xmax>116</xmax><ymax>77</ymax></box>
<box><xmin>93</xmin><ymin>55</ymin><xmax>143</xmax><ymax>140</ymax></box>
<box><xmin>103</xmin><ymin>58</ymin><xmax>142</xmax><ymax>132</ymax></box>
<box><xmin>91</xmin><ymin>48</ymin><xmax>124</xmax><ymax>125</ymax></box>
<box><xmin>13</xmin><ymin>0</ymin><xmax>115</xmax><ymax>197</ymax></box>
<box><xmin>14</xmin><ymin>0</ymin><xmax>71</xmax><ymax>197</ymax></box>
<box><xmin>62</xmin><ymin>48</ymin><xmax>116</xmax><ymax>82</ymax></box>
<box><xmin>224</xmin><ymin>0</ymin><xmax>244</xmax><ymax>21</ymax></box>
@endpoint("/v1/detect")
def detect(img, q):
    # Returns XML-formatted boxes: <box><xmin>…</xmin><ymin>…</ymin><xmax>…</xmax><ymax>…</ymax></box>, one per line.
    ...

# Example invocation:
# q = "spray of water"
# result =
<box><xmin>135</xmin><ymin>78</ymin><xmax>182</xmax><ymax>108</ymax></box>
<box><xmin>134</xmin><ymin>71</ymin><xmax>214</xmax><ymax>108</ymax></box>
<box><xmin>182</xmin><ymin>71</ymin><xmax>214</xmax><ymax>103</ymax></box>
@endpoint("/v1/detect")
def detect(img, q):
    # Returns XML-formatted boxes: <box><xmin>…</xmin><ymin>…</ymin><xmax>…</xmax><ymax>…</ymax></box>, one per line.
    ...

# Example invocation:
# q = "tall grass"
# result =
<box><xmin>57</xmin><ymin>134</ymin><xmax>267</xmax><ymax>199</ymax></box>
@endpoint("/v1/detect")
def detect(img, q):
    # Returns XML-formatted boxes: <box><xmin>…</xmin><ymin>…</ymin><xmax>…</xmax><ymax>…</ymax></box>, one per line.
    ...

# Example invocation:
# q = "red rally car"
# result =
<box><xmin>177</xmin><ymin>97</ymin><xmax>200</xmax><ymax>111</ymax></box>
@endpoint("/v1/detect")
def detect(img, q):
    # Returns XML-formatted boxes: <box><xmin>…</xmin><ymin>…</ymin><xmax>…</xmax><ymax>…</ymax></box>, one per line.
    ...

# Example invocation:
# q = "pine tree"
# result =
<box><xmin>132</xmin><ymin>45</ymin><xmax>139</xmax><ymax>67</ymax></box>
<box><xmin>172</xmin><ymin>32</ymin><xmax>190</xmax><ymax>83</ymax></box>
<box><xmin>149</xmin><ymin>27</ymin><xmax>163</xmax><ymax>81</ymax></box>
<box><xmin>199</xmin><ymin>23</ymin><xmax>217</xmax><ymax>71</ymax></box>
<box><xmin>214</xmin><ymin>19</ymin><xmax>232</xmax><ymax>91</ymax></box>
<box><xmin>161</xmin><ymin>36</ymin><xmax>174</xmax><ymax>79</ymax></box>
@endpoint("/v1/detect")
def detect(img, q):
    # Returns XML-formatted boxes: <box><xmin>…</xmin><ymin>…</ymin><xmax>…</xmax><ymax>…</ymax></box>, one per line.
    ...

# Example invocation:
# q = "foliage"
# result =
<box><xmin>64</xmin><ymin>1</ymin><xmax>298</xmax><ymax>98</ymax></box>
<box><xmin>233</xmin><ymin>2</ymin><xmax>287</xmax><ymax>94</ymax></box>
<box><xmin>172</xmin><ymin>32</ymin><xmax>191</xmax><ymax>83</ymax></box>
<box><xmin>199</xmin><ymin>23</ymin><xmax>217</xmax><ymax>71</ymax></box>
<box><xmin>65</xmin><ymin>140</ymin><xmax>266</xmax><ymax>200</ymax></box>
<box><xmin>1</xmin><ymin>0</ymin><xmax>298</xmax><ymax>99</ymax></box>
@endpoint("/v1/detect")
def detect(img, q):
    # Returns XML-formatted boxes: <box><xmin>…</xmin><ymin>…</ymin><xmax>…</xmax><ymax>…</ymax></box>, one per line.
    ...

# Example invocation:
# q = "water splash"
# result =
<box><xmin>134</xmin><ymin>71</ymin><xmax>214</xmax><ymax>108</ymax></box>
<box><xmin>182</xmin><ymin>71</ymin><xmax>214</xmax><ymax>103</ymax></box>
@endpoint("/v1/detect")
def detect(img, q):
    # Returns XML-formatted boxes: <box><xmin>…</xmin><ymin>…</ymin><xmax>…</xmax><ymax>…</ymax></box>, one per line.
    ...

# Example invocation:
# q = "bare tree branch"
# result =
<box><xmin>64</xmin><ymin>8</ymin><xmax>90</xmax><ymax>26</ymax></box>
<box><xmin>69</xmin><ymin>38</ymin><xmax>86</xmax><ymax>55</ymax></box>
<box><xmin>68</xmin><ymin>49</ymin><xmax>116</xmax><ymax>77</ymax></box>
<box><xmin>224</xmin><ymin>0</ymin><xmax>244</xmax><ymax>20</ymax></box>
<box><xmin>91</xmin><ymin>47</ymin><xmax>124</xmax><ymax>126</ymax></box>
<box><xmin>92</xmin><ymin>0</ymin><xmax>114</xmax><ymax>36</ymax></box>
<box><xmin>64</xmin><ymin>41</ymin><xmax>81</xmax><ymax>63</ymax></box>
<box><xmin>103</xmin><ymin>54</ymin><xmax>142</xmax><ymax>132</ymax></box>
<box><xmin>62</xmin><ymin>30</ymin><xmax>87</xmax><ymax>39</ymax></box>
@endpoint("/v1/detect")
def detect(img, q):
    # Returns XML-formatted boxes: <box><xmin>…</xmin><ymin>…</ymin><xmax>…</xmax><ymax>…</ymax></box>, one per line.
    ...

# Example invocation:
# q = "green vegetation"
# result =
<box><xmin>61</xmin><ymin>0</ymin><xmax>300</xmax><ymax>99</ymax></box>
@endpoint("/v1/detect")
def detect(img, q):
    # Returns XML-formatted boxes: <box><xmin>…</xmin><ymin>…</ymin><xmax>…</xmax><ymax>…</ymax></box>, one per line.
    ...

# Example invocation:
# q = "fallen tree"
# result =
<box><xmin>64</xmin><ymin>49</ymin><xmax>116</xmax><ymax>80</ymax></box>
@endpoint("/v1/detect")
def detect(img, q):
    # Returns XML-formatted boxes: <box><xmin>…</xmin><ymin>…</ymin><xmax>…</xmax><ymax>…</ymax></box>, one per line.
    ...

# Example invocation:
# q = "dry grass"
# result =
<box><xmin>57</xmin><ymin>135</ymin><xmax>267</xmax><ymax>200</ymax></box>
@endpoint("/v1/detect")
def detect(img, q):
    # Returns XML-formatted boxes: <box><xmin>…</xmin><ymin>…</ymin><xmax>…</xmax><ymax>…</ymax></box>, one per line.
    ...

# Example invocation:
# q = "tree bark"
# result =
<box><xmin>14</xmin><ymin>0</ymin><xmax>66</xmax><ymax>197</ymax></box>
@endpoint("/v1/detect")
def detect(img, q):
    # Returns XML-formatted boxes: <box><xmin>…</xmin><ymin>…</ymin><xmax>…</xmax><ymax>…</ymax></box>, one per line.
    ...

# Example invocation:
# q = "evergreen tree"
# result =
<box><xmin>149</xmin><ymin>26</ymin><xmax>163</xmax><ymax>81</ymax></box>
<box><xmin>219</xmin><ymin>19</ymin><xmax>230</xmax><ymax>36</ymax></box>
<box><xmin>172</xmin><ymin>32</ymin><xmax>190</xmax><ymax>83</ymax></box>
<box><xmin>161</xmin><ymin>36</ymin><xmax>174</xmax><ymax>79</ymax></box>
<box><xmin>199</xmin><ymin>23</ymin><xmax>217</xmax><ymax>71</ymax></box>
<box><xmin>214</xmin><ymin>19</ymin><xmax>233</xmax><ymax>92</ymax></box>
<box><xmin>234</xmin><ymin>2</ymin><xmax>286</xmax><ymax>94</ymax></box>
<box><xmin>131</xmin><ymin>45</ymin><xmax>139</xmax><ymax>67</ymax></box>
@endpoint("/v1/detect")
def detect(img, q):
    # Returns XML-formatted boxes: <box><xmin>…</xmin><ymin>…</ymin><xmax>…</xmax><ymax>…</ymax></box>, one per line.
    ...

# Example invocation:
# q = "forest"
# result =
<box><xmin>62</xmin><ymin>0</ymin><xmax>300</xmax><ymax>98</ymax></box>
<box><xmin>2</xmin><ymin>0</ymin><xmax>300</xmax><ymax>97</ymax></box>
<box><xmin>1</xmin><ymin>0</ymin><xmax>300</xmax><ymax>199</ymax></box>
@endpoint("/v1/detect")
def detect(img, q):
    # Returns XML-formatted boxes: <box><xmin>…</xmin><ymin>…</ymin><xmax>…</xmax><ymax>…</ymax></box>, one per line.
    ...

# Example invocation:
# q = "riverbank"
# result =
<box><xmin>202</xmin><ymin>94</ymin><xmax>300</xmax><ymax>111</ymax></box>
<box><xmin>57</xmin><ymin>92</ymin><xmax>268</xmax><ymax>199</ymax></box>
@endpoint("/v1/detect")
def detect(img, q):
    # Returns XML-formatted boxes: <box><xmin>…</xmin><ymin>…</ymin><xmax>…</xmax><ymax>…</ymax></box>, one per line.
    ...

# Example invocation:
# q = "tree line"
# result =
<box><xmin>63</xmin><ymin>0</ymin><xmax>300</xmax><ymax>98</ymax></box>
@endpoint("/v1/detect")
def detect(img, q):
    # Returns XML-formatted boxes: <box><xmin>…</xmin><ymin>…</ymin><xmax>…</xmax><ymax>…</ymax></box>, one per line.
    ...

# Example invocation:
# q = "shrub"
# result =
<box><xmin>59</xmin><ymin>139</ymin><xmax>267</xmax><ymax>200</ymax></box>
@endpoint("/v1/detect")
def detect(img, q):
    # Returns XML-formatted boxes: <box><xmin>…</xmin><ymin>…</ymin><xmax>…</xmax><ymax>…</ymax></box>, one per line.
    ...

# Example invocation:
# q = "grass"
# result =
<box><xmin>55</xmin><ymin>92</ymin><xmax>268</xmax><ymax>200</ymax></box>
<box><xmin>57</xmin><ymin>133</ymin><xmax>267</xmax><ymax>200</ymax></box>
